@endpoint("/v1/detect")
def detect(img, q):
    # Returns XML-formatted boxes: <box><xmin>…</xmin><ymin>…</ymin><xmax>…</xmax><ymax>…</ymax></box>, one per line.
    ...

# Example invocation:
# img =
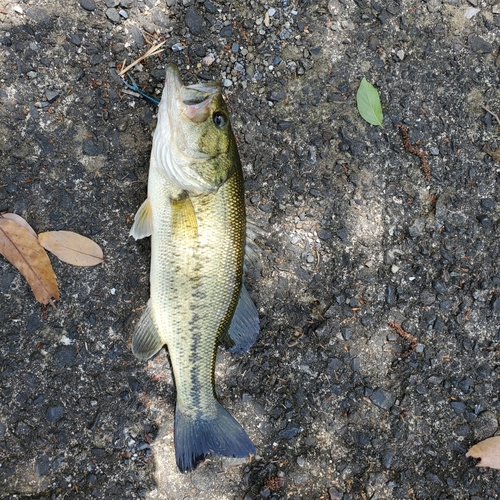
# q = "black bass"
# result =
<box><xmin>130</xmin><ymin>64</ymin><xmax>259</xmax><ymax>473</ymax></box>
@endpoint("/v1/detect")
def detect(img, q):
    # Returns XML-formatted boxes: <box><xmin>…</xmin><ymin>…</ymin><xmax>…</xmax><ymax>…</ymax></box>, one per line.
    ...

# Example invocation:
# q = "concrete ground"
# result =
<box><xmin>0</xmin><ymin>0</ymin><xmax>499</xmax><ymax>498</ymax></box>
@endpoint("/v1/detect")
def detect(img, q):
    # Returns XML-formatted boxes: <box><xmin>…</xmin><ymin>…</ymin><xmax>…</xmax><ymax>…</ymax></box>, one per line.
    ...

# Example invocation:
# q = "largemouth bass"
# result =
<box><xmin>130</xmin><ymin>64</ymin><xmax>259</xmax><ymax>473</ymax></box>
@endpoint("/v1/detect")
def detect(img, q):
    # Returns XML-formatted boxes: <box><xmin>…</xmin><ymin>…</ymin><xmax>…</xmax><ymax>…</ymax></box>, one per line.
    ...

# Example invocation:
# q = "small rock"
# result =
<box><xmin>450</xmin><ymin>401</ymin><xmax>465</xmax><ymax>414</ymax></box>
<box><xmin>171</xmin><ymin>43</ymin><xmax>184</xmax><ymax>52</ymax></box>
<box><xmin>35</xmin><ymin>455</ymin><xmax>50</xmax><ymax>477</ymax></box>
<box><xmin>269</xmin><ymin>89</ymin><xmax>286</xmax><ymax>102</ymax></box>
<box><xmin>79</xmin><ymin>0</ymin><xmax>96</xmax><ymax>11</ymax></box>
<box><xmin>105</xmin><ymin>8</ymin><xmax>121</xmax><ymax>23</ymax></box>
<box><xmin>45</xmin><ymin>89</ymin><xmax>61</xmax><ymax>103</ymax></box>
<box><xmin>68</xmin><ymin>33</ymin><xmax>81</xmax><ymax>46</ymax></box>
<box><xmin>54</xmin><ymin>346</ymin><xmax>76</xmax><ymax>367</ymax></box>
<box><xmin>46</xmin><ymin>406</ymin><xmax>64</xmax><ymax>422</ymax></box>
<box><xmin>278</xmin><ymin>121</ymin><xmax>292</xmax><ymax>131</ymax></box>
<box><xmin>408</xmin><ymin>217</ymin><xmax>425</xmax><ymax>238</ymax></box>
<box><xmin>473</xmin><ymin>410</ymin><xmax>498</xmax><ymax>442</ymax></box>
<box><xmin>220</xmin><ymin>25</ymin><xmax>232</xmax><ymax>37</ymax></box>
<box><xmin>118</xmin><ymin>9</ymin><xmax>128</xmax><ymax>19</ymax></box>
<box><xmin>326</xmin><ymin>358</ymin><xmax>342</xmax><ymax>374</ymax></box>
<box><xmin>491</xmin><ymin>294</ymin><xmax>500</xmax><ymax>312</ymax></box>
<box><xmin>317</xmin><ymin>229</ymin><xmax>332</xmax><ymax>241</ymax></box>
<box><xmin>370</xmin><ymin>388</ymin><xmax>396</xmax><ymax>410</ymax></box>
<box><xmin>480</xmin><ymin>198</ymin><xmax>494</xmax><ymax>211</ymax></box>
<box><xmin>329</xmin><ymin>486</ymin><xmax>343</xmax><ymax>500</ymax></box>
<box><xmin>336</xmin><ymin>228</ymin><xmax>348</xmax><ymax>242</ymax></box>
<box><xmin>205</xmin><ymin>1</ymin><xmax>216</xmax><ymax>13</ymax></box>
<box><xmin>27</xmin><ymin>313</ymin><xmax>43</xmax><ymax>332</ymax></box>
<box><xmin>468</xmin><ymin>34</ymin><xmax>492</xmax><ymax>53</ymax></box>
<box><xmin>477</xmin><ymin>214</ymin><xmax>492</xmax><ymax>227</ymax></box>
<box><xmin>185</xmin><ymin>6</ymin><xmax>202</xmax><ymax>36</ymax></box>
<box><xmin>82</xmin><ymin>139</ymin><xmax>104</xmax><ymax>156</ymax></box>
<box><xmin>131</xmin><ymin>26</ymin><xmax>144</xmax><ymax>48</ymax></box>
<box><xmin>381</xmin><ymin>449</ymin><xmax>395</xmax><ymax>468</ymax></box>
<box><xmin>465</xmin><ymin>6</ymin><xmax>480</xmax><ymax>19</ymax></box>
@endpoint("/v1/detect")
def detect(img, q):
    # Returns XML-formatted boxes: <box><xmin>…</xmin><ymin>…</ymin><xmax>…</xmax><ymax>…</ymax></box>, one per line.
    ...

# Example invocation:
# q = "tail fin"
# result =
<box><xmin>175</xmin><ymin>401</ymin><xmax>255</xmax><ymax>473</ymax></box>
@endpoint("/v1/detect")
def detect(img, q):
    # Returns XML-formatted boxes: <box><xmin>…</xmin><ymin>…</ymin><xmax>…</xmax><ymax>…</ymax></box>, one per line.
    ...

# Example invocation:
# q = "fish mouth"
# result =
<box><xmin>163</xmin><ymin>64</ymin><xmax>221</xmax><ymax>123</ymax></box>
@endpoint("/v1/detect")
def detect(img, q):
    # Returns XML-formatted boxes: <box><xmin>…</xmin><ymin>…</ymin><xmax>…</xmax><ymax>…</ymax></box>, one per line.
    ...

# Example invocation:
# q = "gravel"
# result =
<box><xmin>1</xmin><ymin>0</ymin><xmax>500</xmax><ymax>498</ymax></box>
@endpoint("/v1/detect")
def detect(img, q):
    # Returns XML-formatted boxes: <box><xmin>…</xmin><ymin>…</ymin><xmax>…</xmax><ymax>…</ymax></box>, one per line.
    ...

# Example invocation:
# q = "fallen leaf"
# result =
<box><xmin>356</xmin><ymin>77</ymin><xmax>383</xmax><ymax>126</ymax></box>
<box><xmin>0</xmin><ymin>218</ymin><xmax>59</xmax><ymax>305</ymax></box>
<box><xmin>38</xmin><ymin>231</ymin><xmax>104</xmax><ymax>266</ymax></box>
<box><xmin>466</xmin><ymin>436</ymin><xmax>500</xmax><ymax>469</ymax></box>
<box><xmin>1</xmin><ymin>213</ymin><xmax>37</xmax><ymax>237</ymax></box>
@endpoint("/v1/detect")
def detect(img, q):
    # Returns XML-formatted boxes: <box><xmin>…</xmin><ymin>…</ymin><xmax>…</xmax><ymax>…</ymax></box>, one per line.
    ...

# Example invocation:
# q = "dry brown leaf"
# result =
<box><xmin>0</xmin><ymin>213</ymin><xmax>37</xmax><ymax>237</ymax></box>
<box><xmin>466</xmin><ymin>436</ymin><xmax>500</xmax><ymax>469</ymax></box>
<box><xmin>38</xmin><ymin>231</ymin><xmax>104</xmax><ymax>266</ymax></box>
<box><xmin>0</xmin><ymin>218</ymin><xmax>60</xmax><ymax>305</ymax></box>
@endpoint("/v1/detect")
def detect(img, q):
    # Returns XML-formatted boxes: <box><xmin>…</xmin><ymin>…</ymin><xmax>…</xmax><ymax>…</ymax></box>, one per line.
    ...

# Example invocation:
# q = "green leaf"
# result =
<box><xmin>356</xmin><ymin>78</ymin><xmax>383</xmax><ymax>126</ymax></box>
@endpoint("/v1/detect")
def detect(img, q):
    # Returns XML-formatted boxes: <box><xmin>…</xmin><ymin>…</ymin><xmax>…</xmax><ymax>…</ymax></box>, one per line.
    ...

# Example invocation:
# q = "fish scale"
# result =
<box><xmin>130</xmin><ymin>64</ymin><xmax>259</xmax><ymax>473</ymax></box>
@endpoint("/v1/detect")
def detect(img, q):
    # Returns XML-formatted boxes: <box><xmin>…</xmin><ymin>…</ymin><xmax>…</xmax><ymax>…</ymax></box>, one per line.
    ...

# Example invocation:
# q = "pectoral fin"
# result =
<box><xmin>130</xmin><ymin>198</ymin><xmax>152</xmax><ymax>240</ymax></box>
<box><xmin>132</xmin><ymin>300</ymin><xmax>164</xmax><ymax>360</ymax></box>
<box><xmin>221</xmin><ymin>285</ymin><xmax>259</xmax><ymax>354</ymax></box>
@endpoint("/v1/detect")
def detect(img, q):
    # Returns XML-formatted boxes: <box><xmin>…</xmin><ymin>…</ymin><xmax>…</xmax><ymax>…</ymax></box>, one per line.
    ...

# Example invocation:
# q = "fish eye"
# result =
<box><xmin>213</xmin><ymin>111</ymin><xmax>226</xmax><ymax>129</ymax></box>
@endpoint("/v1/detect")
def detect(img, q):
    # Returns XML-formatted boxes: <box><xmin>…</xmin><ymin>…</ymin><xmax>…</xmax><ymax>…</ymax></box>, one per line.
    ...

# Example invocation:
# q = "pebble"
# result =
<box><xmin>46</xmin><ymin>406</ymin><xmax>65</xmax><ymax>423</ymax></box>
<box><xmin>82</xmin><ymin>139</ymin><xmax>104</xmax><ymax>156</ymax></box>
<box><xmin>370</xmin><ymin>388</ymin><xmax>396</xmax><ymax>410</ymax></box>
<box><xmin>78</xmin><ymin>0</ymin><xmax>96</xmax><ymax>11</ymax></box>
<box><xmin>45</xmin><ymin>89</ymin><xmax>61</xmax><ymax>103</ymax></box>
<box><xmin>408</xmin><ymin>218</ymin><xmax>425</xmax><ymax>238</ymax></box>
<box><xmin>106</xmin><ymin>8</ymin><xmax>121</xmax><ymax>23</ymax></box>
<box><xmin>317</xmin><ymin>229</ymin><xmax>332</xmax><ymax>241</ymax></box>
<box><xmin>171</xmin><ymin>43</ymin><xmax>184</xmax><ymax>52</ymax></box>
<box><xmin>336</xmin><ymin>228</ymin><xmax>348</xmax><ymax>242</ymax></box>
<box><xmin>480</xmin><ymin>198</ymin><xmax>494</xmax><ymax>211</ymax></box>
<box><xmin>473</xmin><ymin>410</ymin><xmax>498</xmax><ymax>441</ymax></box>
<box><xmin>185</xmin><ymin>6</ymin><xmax>202</xmax><ymax>36</ymax></box>
<box><xmin>465</xmin><ymin>7</ymin><xmax>480</xmax><ymax>19</ymax></box>
<box><xmin>220</xmin><ymin>25</ymin><xmax>232</xmax><ymax>37</ymax></box>
<box><xmin>468</xmin><ymin>34</ymin><xmax>492</xmax><ymax>53</ymax></box>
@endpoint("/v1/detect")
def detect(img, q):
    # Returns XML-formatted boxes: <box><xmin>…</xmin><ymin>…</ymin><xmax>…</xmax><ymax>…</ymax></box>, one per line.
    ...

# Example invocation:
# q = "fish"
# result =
<box><xmin>130</xmin><ymin>64</ymin><xmax>259</xmax><ymax>473</ymax></box>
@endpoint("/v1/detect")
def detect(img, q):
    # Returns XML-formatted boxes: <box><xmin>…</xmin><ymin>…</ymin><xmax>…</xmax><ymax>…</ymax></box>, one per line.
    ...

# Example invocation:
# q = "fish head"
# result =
<box><xmin>153</xmin><ymin>64</ymin><xmax>237</xmax><ymax>194</ymax></box>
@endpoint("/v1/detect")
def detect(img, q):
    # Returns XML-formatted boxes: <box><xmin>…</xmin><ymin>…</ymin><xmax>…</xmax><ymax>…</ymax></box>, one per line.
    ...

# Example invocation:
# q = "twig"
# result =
<box><xmin>117</xmin><ymin>40</ymin><xmax>166</xmax><ymax>77</ymax></box>
<box><xmin>396</xmin><ymin>124</ymin><xmax>431</xmax><ymax>181</ymax></box>
<box><xmin>481</xmin><ymin>105</ymin><xmax>500</xmax><ymax>126</ymax></box>
<box><xmin>388</xmin><ymin>321</ymin><xmax>418</xmax><ymax>358</ymax></box>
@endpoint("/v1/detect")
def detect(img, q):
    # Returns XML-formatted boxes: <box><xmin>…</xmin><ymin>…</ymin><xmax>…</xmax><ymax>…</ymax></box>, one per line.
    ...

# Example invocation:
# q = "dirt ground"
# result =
<box><xmin>0</xmin><ymin>0</ymin><xmax>499</xmax><ymax>498</ymax></box>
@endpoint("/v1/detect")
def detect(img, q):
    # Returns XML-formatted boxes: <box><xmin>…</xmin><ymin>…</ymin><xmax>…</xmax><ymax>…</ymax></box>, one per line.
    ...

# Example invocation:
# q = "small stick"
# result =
<box><xmin>388</xmin><ymin>321</ymin><xmax>418</xmax><ymax>358</ymax></box>
<box><xmin>117</xmin><ymin>40</ymin><xmax>166</xmax><ymax>77</ymax></box>
<box><xmin>396</xmin><ymin>124</ymin><xmax>431</xmax><ymax>181</ymax></box>
<box><xmin>481</xmin><ymin>105</ymin><xmax>500</xmax><ymax>126</ymax></box>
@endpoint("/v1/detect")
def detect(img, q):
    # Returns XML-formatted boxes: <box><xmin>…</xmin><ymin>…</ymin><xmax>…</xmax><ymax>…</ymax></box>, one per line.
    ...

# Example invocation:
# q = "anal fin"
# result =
<box><xmin>130</xmin><ymin>198</ymin><xmax>152</xmax><ymax>240</ymax></box>
<box><xmin>221</xmin><ymin>285</ymin><xmax>259</xmax><ymax>354</ymax></box>
<box><xmin>132</xmin><ymin>300</ymin><xmax>164</xmax><ymax>360</ymax></box>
